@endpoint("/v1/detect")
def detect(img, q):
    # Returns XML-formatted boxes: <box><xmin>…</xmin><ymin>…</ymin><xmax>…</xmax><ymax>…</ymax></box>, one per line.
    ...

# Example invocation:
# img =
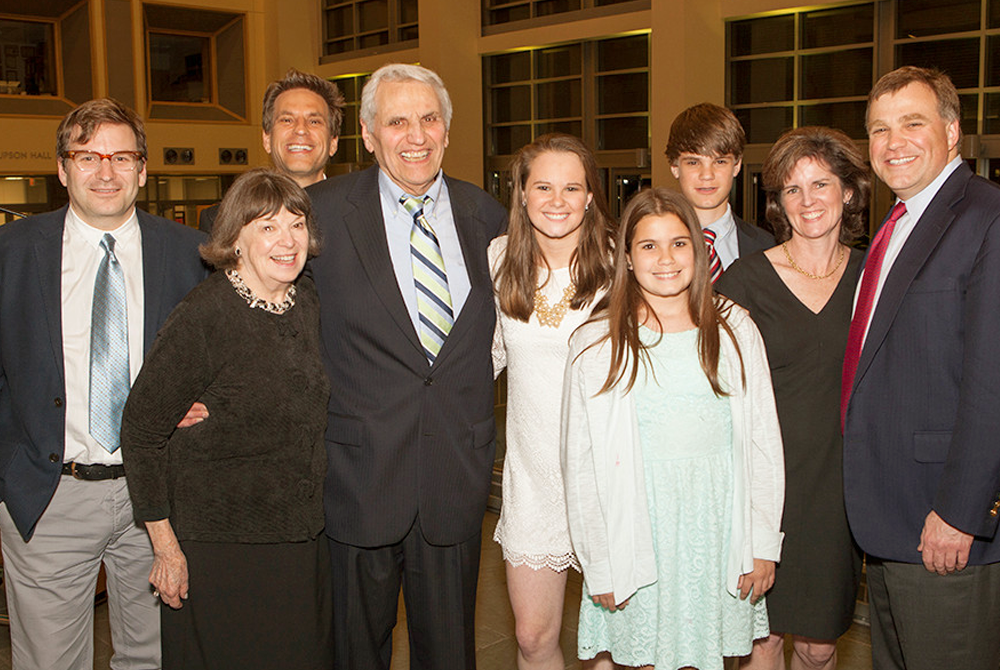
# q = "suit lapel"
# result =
<box><xmin>854</xmin><ymin>165</ymin><xmax>968</xmax><ymax>389</ymax></box>
<box><xmin>32</xmin><ymin>208</ymin><xmax>68</xmax><ymax>383</ymax></box>
<box><xmin>343</xmin><ymin>168</ymin><xmax>425</xmax><ymax>359</ymax></box>
<box><xmin>138</xmin><ymin>210</ymin><xmax>164</xmax><ymax>354</ymax></box>
<box><xmin>430</xmin><ymin>176</ymin><xmax>488</xmax><ymax>370</ymax></box>
<box><xmin>734</xmin><ymin>214</ymin><xmax>750</xmax><ymax>257</ymax></box>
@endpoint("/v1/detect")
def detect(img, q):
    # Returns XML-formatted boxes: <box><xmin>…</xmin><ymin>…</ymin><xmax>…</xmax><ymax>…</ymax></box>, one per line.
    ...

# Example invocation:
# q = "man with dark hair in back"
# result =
<box><xmin>0</xmin><ymin>98</ymin><xmax>206</xmax><ymax>670</ymax></box>
<box><xmin>199</xmin><ymin>68</ymin><xmax>344</xmax><ymax>232</ymax></box>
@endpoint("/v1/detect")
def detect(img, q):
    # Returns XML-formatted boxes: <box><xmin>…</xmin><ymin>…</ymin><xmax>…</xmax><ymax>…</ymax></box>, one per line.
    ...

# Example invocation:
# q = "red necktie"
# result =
<box><xmin>704</xmin><ymin>228</ymin><xmax>722</xmax><ymax>284</ymax></box>
<box><xmin>840</xmin><ymin>201</ymin><xmax>907</xmax><ymax>428</ymax></box>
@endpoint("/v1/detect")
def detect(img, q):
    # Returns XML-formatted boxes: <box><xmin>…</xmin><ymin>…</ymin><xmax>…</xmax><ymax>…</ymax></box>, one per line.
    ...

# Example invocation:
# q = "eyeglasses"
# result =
<box><xmin>61</xmin><ymin>151</ymin><xmax>145</xmax><ymax>173</ymax></box>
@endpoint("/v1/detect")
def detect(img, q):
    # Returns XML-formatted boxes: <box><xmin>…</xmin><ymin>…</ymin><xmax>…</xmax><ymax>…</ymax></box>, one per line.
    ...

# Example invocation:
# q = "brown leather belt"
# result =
<box><xmin>61</xmin><ymin>462</ymin><xmax>126</xmax><ymax>480</ymax></box>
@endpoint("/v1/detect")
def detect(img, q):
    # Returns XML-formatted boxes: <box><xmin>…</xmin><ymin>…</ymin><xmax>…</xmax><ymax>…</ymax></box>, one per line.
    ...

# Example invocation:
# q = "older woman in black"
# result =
<box><xmin>121</xmin><ymin>168</ymin><xmax>331</xmax><ymax>670</ymax></box>
<box><xmin>716</xmin><ymin>127</ymin><xmax>868</xmax><ymax>670</ymax></box>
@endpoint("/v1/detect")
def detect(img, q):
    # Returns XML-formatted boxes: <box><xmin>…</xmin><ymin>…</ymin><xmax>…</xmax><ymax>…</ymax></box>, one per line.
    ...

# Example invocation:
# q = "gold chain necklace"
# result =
<box><xmin>782</xmin><ymin>242</ymin><xmax>845</xmax><ymax>280</ymax></box>
<box><xmin>534</xmin><ymin>283</ymin><xmax>576</xmax><ymax>328</ymax></box>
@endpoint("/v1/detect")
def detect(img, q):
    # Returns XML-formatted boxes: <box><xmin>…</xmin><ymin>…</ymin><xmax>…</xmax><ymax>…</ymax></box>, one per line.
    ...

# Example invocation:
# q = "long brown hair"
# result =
<box><xmin>590</xmin><ymin>187</ymin><xmax>743</xmax><ymax>396</ymax></box>
<box><xmin>495</xmin><ymin>134</ymin><xmax>615</xmax><ymax>321</ymax></box>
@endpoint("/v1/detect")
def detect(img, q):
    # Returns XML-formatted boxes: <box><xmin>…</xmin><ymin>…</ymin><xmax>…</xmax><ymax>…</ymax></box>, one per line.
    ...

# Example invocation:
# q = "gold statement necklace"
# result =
<box><xmin>782</xmin><ymin>242</ymin><xmax>845</xmax><ymax>280</ymax></box>
<box><xmin>534</xmin><ymin>280</ymin><xmax>576</xmax><ymax>328</ymax></box>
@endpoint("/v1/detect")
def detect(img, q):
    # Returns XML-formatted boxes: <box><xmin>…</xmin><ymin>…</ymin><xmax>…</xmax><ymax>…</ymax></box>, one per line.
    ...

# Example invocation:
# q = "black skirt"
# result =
<box><xmin>161</xmin><ymin>536</ymin><xmax>333</xmax><ymax>670</ymax></box>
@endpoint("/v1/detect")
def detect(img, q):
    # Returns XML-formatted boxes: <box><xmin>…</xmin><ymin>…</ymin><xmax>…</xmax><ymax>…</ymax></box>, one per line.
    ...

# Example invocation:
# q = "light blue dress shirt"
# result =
<box><xmin>378</xmin><ymin>169</ymin><xmax>472</xmax><ymax>333</ymax></box>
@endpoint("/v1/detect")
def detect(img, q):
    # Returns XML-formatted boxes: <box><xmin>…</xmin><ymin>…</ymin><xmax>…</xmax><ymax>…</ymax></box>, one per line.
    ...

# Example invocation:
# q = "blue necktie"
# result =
<box><xmin>401</xmin><ymin>195</ymin><xmax>453</xmax><ymax>362</ymax></box>
<box><xmin>89</xmin><ymin>233</ymin><xmax>130</xmax><ymax>453</ymax></box>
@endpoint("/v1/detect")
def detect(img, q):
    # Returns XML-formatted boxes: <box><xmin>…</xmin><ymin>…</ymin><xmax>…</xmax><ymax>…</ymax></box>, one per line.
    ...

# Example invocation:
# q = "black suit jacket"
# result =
<box><xmin>735</xmin><ymin>215</ymin><xmax>775</xmax><ymax>258</ymax></box>
<box><xmin>198</xmin><ymin>204</ymin><xmax>219</xmax><ymax>235</ymax></box>
<box><xmin>308</xmin><ymin>167</ymin><xmax>506</xmax><ymax>547</ymax></box>
<box><xmin>843</xmin><ymin>163</ymin><xmax>1000</xmax><ymax>565</ymax></box>
<box><xmin>0</xmin><ymin>207</ymin><xmax>207</xmax><ymax>540</ymax></box>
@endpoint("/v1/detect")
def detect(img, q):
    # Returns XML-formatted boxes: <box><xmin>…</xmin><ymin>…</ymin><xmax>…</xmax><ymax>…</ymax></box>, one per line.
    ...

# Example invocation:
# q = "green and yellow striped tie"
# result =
<box><xmin>401</xmin><ymin>195</ymin><xmax>453</xmax><ymax>362</ymax></box>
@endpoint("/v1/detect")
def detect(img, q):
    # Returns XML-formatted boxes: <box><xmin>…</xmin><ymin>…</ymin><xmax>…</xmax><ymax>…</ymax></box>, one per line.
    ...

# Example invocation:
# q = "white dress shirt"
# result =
<box><xmin>62</xmin><ymin>206</ymin><xmax>144</xmax><ymax>465</ymax></box>
<box><xmin>857</xmin><ymin>156</ymin><xmax>963</xmax><ymax>346</ymax></box>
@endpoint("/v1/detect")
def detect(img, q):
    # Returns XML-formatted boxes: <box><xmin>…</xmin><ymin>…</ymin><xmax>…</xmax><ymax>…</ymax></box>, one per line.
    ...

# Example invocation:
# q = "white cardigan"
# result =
<box><xmin>560</xmin><ymin>304</ymin><xmax>785</xmax><ymax>606</ymax></box>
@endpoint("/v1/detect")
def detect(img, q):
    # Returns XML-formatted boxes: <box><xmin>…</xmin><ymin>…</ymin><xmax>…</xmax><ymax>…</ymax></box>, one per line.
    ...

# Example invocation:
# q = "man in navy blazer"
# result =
<box><xmin>842</xmin><ymin>67</ymin><xmax>1000</xmax><ymax>669</ymax></box>
<box><xmin>0</xmin><ymin>99</ymin><xmax>206</xmax><ymax>670</ymax></box>
<box><xmin>308</xmin><ymin>64</ymin><xmax>505</xmax><ymax>669</ymax></box>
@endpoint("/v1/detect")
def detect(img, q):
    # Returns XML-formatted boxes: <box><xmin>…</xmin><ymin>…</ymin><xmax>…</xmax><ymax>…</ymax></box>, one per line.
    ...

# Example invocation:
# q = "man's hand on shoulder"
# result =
<box><xmin>918</xmin><ymin>510</ymin><xmax>974</xmax><ymax>575</ymax></box>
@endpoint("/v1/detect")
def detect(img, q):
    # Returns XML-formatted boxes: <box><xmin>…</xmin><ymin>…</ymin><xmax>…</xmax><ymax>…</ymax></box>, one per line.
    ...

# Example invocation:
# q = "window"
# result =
<box><xmin>329</xmin><ymin>74</ymin><xmax>375</xmax><ymax>173</ymax></box>
<box><xmin>0</xmin><ymin>2</ymin><xmax>91</xmax><ymax>117</ymax></box>
<box><xmin>138</xmin><ymin>175</ymin><xmax>225</xmax><ymax>228</ymax></box>
<box><xmin>893</xmin><ymin>0</ymin><xmax>999</xmax><ymax>137</ymax></box>
<box><xmin>727</xmin><ymin>0</ymin><xmax>1000</xmax><ymax>230</ymax></box>
<box><xmin>143</xmin><ymin>5</ymin><xmax>246</xmax><ymax>122</ymax></box>
<box><xmin>0</xmin><ymin>19</ymin><xmax>57</xmax><ymax>96</ymax></box>
<box><xmin>322</xmin><ymin>0</ymin><xmax>417</xmax><ymax>59</ymax></box>
<box><xmin>727</xmin><ymin>4</ymin><xmax>875</xmax><ymax>144</ymax></box>
<box><xmin>148</xmin><ymin>32</ymin><xmax>210</xmax><ymax>103</ymax></box>
<box><xmin>482</xmin><ymin>0</ymin><xmax>646</xmax><ymax>30</ymax></box>
<box><xmin>485</xmin><ymin>34</ymin><xmax>649</xmax><ymax>157</ymax></box>
<box><xmin>0</xmin><ymin>175</ymin><xmax>62</xmax><ymax>224</ymax></box>
<box><xmin>487</xmin><ymin>44</ymin><xmax>583</xmax><ymax>156</ymax></box>
<box><xmin>728</xmin><ymin>0</ymin><xmax>1000</xmax><ymax>145</ymax></box>
<box><xmin>484</xmin><ymin>34</ymin><xmax>650</xmax><ymax>214</ymax></box>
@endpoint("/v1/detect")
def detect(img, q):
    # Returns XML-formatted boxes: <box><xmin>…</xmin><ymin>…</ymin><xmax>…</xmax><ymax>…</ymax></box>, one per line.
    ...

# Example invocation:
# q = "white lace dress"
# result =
<box><xmin>489</xmin><ymin>236</ymin><xmax>596</xmax><ymax>572</ymax></box>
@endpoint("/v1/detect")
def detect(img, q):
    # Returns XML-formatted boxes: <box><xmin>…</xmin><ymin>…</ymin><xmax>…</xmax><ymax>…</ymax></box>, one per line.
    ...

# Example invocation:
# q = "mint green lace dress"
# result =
<box><xmin>577</xmin><ymin>327</ymin><xmax>769</xmax><ymax>670</ymax></box>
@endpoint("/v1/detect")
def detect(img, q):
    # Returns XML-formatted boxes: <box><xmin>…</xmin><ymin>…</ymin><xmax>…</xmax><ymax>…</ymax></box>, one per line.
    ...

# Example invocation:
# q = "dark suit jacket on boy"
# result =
<box><xmin>735</xmin><ymin>214</ymin><xmax>775</xmax><ymax>257</ymax></box>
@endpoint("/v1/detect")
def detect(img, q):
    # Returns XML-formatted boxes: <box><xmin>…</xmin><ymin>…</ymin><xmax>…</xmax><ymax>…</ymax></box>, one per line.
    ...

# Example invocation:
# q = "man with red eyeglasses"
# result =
<box><xmin>0</xmin><ymin>98</ymin><xmax>206</xmax><ymax>670</ymax></box>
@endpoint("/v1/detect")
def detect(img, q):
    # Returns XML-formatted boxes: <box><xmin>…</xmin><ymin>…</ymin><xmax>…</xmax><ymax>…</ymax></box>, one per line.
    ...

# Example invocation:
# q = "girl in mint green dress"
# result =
<box><xmin>562</xmin><ymin>188</ymin><xmax>785</xmax><ymax>670</ymax></box>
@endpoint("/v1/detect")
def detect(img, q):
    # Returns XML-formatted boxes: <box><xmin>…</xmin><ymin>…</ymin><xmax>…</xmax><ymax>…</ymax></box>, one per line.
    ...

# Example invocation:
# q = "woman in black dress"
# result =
<box><xmin>120</xmin><ymin>168</ymin><xmax>331</xmax><ymax>670</ymax></box>
<box><xmin>716</xmin><ymin>127</ymin><xmax>869</xmax><ymax>670</ymax></box>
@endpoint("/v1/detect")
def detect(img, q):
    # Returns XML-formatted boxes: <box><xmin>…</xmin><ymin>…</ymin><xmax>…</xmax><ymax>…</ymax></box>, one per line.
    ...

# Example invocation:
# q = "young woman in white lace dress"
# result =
<box><xmin>490</xmin><ymin>133</ymin><xmax>615</xmax><ymax>670</ymax></box>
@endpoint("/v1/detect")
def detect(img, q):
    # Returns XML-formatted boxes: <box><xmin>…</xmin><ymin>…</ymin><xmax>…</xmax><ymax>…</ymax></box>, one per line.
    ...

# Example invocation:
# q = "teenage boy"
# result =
<box><xmin>666</xmin><ymin>103</ymin><xmax>774</xmax><ymax>278</ymax></box>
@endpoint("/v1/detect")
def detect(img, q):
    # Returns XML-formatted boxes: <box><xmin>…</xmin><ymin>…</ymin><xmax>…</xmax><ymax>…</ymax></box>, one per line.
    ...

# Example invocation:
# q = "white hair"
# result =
<box><xmin>359</xmin><ymin>63</ymin><xmax>453</xmax><ymax>131</ymax></box>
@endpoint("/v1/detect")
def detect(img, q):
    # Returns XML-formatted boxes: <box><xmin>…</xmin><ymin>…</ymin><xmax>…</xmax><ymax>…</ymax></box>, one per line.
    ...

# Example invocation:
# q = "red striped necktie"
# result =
<box><xmin>840</xmin><ymin>201</ymin><xmax>907</xmax><ymax>428</ymax></box>
<box><xmin>704</xmin><ymin>228</ymin><xmax>722</xmax><ymax>284</ymax></box>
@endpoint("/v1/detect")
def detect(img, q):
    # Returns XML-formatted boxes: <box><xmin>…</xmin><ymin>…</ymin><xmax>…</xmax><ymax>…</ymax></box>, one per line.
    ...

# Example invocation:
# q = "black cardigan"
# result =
<box><xmin>121</xmin><ymin>272</ymin><xmax>329</xmax><ymax>543</ymax></box>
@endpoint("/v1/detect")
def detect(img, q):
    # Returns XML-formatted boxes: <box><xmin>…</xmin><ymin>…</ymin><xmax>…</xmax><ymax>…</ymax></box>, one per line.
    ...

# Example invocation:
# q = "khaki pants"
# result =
<box><xmin>0</xmin><ymin>476</ymin><xmax>160</xmax><ymax>670</ymax></box>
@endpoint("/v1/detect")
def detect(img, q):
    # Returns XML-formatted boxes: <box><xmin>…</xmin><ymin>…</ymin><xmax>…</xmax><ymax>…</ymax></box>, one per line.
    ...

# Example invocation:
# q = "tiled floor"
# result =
<box><xmin>0</xmin><ymin>512</ymin><xmax>873</xmax><ymax>670</ymax></box>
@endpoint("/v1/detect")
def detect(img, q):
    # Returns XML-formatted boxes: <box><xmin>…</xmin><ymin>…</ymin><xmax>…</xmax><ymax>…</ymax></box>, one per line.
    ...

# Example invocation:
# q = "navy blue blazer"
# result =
<box><xmin>843</xmin><ymin>163</ymin><xmax>1000</xmax><ymax>565</ymax></box>
<box><xmin>307</xmin><ymin>166</ymin><xmax>506</xmax><ymax>547</ymax></box>
<box><xmin>0</xmin><ymin>206</ymin><xmax>207</xmax><ymax>541</ymax></box>
<box><xmin>735</xmin><ymin>214</ymin><xmax>775</xmax><ymax>257</ymax></box>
